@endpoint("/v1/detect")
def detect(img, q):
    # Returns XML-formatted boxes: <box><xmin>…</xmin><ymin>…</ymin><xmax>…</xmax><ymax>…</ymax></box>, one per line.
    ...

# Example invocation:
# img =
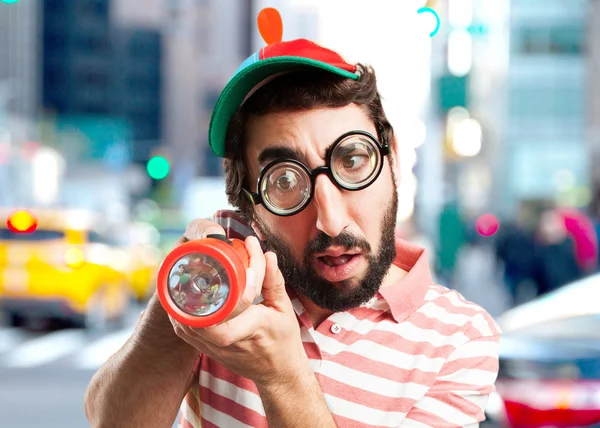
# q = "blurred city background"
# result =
<box><xmin>1</xmin><ymin>0</ymin><xmax>600</xmax><ymax>427</ymax></box>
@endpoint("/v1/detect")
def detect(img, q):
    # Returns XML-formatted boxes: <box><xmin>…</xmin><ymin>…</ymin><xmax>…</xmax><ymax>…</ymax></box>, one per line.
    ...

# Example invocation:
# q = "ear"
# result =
<box><xmin>389</xmin><ymin>135</ymin><xmax>402</xmax><ymax>182</ymax></box>
<box><xmin>251</xmin><ymin>219</ymin><xmax>267</xmax><ymax>241</ymax></box>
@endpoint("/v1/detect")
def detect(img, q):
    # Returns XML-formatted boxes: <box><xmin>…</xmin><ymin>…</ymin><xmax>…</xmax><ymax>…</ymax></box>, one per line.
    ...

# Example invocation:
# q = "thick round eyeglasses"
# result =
<box><xmin>243</xmin><ymin>130</ymin><xmax>391</xmax><ymax>217</ymax></box>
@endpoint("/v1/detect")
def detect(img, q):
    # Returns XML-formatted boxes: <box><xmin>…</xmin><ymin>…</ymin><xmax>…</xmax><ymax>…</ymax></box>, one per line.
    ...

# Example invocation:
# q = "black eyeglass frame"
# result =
<box><xmin>242</xmin><ymin>130</ymin><xmax>391</xmax><ymax>217</ymax></box>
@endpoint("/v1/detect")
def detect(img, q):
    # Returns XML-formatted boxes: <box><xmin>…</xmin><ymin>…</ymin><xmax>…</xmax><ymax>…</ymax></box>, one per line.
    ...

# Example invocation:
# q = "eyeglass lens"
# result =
<box><xmin>260</xmin><ymin>134</ymin><xmax>381</xmax><ymax>213</ymax></box>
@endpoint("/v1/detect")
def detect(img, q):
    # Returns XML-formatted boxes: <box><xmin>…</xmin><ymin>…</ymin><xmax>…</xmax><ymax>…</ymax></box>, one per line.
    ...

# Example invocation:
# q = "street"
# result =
<box><xmin>0</xmin><ymin>302</ymin><xmax>184</xmax><ymax>428</ymax></box>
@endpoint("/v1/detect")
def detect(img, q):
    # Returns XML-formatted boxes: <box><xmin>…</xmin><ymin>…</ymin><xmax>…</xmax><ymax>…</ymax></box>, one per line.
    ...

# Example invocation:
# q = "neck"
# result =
<box><xmin>297</xmin><ymin>295</ymin><xmax>333</xmax><ymax>328</ymax></box>
<box><xmin>298</xmin><ymin>264</ymin><xmax>408</xmax><ymax>328</ymax></box>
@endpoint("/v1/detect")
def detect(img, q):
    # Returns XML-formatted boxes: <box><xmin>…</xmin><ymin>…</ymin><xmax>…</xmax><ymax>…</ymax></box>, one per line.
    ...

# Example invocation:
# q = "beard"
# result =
<box><xmin>254</xmin><ymin>185</ymin><xmax>398</xmax><ymax>312</ymax></box>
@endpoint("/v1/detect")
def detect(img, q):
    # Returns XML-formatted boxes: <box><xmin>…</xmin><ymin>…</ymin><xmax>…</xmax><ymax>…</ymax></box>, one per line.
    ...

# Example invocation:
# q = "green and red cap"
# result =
<box><xmin>208</xmin><ymin>38</ymin><xmax>360</xmax><ymax>157</ymax></box>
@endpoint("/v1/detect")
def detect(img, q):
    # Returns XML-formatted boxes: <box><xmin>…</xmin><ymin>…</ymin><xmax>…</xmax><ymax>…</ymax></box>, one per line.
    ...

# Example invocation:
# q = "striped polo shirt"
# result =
<box><xmin>178</xmin><ymin>210</ymin><xmax>501</xmax><ymax>428</ymax></box>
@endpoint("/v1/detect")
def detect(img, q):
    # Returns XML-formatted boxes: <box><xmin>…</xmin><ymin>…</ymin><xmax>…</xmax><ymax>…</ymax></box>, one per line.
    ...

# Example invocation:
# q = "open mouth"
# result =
<box><xmin>313</xmin><ymin>249</ymin><xmax>362</xmax><ymax>282</ymax></box>
<box><xmin>319</xmin><ymin>254</ymin><xmax>358</xmax><ymax>267</ymax></box>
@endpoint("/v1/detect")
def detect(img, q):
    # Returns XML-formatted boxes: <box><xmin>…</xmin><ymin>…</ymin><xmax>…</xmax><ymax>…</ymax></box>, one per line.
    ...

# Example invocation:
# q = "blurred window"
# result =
<box><xmin>79</xmin><ymin>70</ymin><xmax>108</xmax><ymax>86</ymax></box>
<box><xmin>46</xmin><ymin>34</ymin><xmax>67</xmax><ymax>51</ymax></box>
<box><xmin>519</xmin><ymin>27</ymin><xmax>548</xmax><ymax>54</ymax></box>
<box><xmin>82</xmin><ymin>104</ymin><xmax>108</xmax><ymax>114</ymax></box>
<box><xmin>509</xmin><ymin>84</ymin><xmax>584</xmax><ymax>118</ymax></box>
<box><xmin>0</xmin><ymin>229</ymin><xmax>65</xmax><ymax>241</ymax></box>
<box><xmin>550</xmin><ymin>26</ymin><xmax>586</xmax><ymax>54</ymax></box>
<box><xmin>77</xmin><ymin>0</ymin><xmax>108</xmax><ymax>16</ymax></box>
<box><xmin>88</xmin><ymin>231</ymin><xmax>118</xmax><ymax>246</ymax></box>
<box><xmin>45</xmin><ymin>0</ymin><xmax>66</xmax><ymax>14</ymax></box>
<box><xmin>518</xmin><ymin>25</ymin><xmax>586</xmax><ymax>55</ymax></box>
<box><xmin>76</xmin><ymin>35</ymin><xmax>109</xmax><ymax>54</ymax></box>
<box><xmin>44</xmin><ymin>68</ymin><xmax>67</xmax><ymax>87</ymax></box>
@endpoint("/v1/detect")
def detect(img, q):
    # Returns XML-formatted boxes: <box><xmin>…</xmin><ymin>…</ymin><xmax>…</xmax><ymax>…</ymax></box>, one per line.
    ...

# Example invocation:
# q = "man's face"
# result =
<box><xmin>245</xmin><ymin>104</ymin><xmax>398</xmax><ymax>312</ymax></box>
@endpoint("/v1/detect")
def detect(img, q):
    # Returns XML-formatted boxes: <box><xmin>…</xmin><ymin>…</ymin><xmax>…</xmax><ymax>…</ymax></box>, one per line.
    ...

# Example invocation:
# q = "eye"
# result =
<box><xmin>342</xmin><ymin>154</ymin><xmax>369</xmax><ymax>170</ymax></box>
<box><xmin>275</xmin><ymin>172</ymin><xmax>297</xmax><ymax>192</ymax></box>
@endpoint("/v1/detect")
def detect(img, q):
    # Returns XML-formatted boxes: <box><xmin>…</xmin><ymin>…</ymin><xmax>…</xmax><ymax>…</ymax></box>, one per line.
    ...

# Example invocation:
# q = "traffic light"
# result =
<box><xmin>1</xmin><ymin>0</ymin><xmax>20</xmax><ymax>3</ymax></box>
<box><xmin>146</xmin><ymin>156</ymin><xmax>170</xmax><ymax>180</ymax></box>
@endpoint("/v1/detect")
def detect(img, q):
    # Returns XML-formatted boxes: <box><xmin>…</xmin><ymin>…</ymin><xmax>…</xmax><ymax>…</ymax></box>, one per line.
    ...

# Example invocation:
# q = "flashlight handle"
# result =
<box><xmin>206</xmin><ymin>234</ymin><xmax>250</xmax><ymax>269</ymax></box>
<box><xmin>230</xmin><ymin>238</ymin><xmax>250</xmax><ymax>269</ymax></box>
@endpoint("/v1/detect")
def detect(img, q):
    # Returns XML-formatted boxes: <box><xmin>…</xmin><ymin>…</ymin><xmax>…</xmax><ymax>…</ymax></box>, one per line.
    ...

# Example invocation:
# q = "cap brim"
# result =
<box><xmin>209</xmin><ymin>56</ymin><xmax>359</xmax><ymax>158</ymax></box>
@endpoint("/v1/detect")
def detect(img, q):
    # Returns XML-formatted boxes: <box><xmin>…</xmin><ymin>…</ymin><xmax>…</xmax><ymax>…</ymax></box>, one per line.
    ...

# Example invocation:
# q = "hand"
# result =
<box><xmin>169</xmin><ymin>222</ymin><xmax>309</xmax><ymax>386</ymax></box>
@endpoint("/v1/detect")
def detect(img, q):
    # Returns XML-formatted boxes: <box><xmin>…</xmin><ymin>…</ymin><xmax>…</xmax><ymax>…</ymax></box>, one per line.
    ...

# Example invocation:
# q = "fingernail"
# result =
<box><xmin>204</xmin><ymin>226</ymin><xmax>224</xmax><ymax>238</ymax></box>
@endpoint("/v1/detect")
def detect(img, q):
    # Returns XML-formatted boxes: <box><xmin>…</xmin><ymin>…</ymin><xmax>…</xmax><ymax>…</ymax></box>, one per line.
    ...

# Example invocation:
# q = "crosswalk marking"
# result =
<box><xmin>72</xmin><ymin>327</ymin><xmax>134</xmax><ymax>370</ymax></box>
<box><xmin>1</xmin><ymin>329</ymin><xmax>87</xmax><ymax>368</ymax></box>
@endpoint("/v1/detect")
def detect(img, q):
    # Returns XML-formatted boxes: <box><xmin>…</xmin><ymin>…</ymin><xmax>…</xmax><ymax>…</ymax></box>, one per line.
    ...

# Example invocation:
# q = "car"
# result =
<box><xmin>486</xmin><ymin>272</ymin><xmax>600</xmax><ymax>428</ymax></box>
<box><xmin>117</xmin><ymin>221</ymin><xmax>162</xmax><ymax>302</ymax></box>
<box><xmin>0</xmin><ymin>208</ymin><xmax>131</xmax><ymax>329</ymax></box>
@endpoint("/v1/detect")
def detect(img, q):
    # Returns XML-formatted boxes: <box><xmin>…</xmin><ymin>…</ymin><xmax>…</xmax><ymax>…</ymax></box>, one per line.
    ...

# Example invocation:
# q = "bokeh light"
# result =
<box><xmin>64</xmin><ymin>247</ymin><xmax>85</xmax><ymax>269</ymax></box>
<box><xmin>146</xmin><ymin>156</ymin><xmax>170</xmax><ymax>180</ymax></box>
<box><xmin>476</xmin><ymin>213</ymin><xmax>499</xmax><ymax>237</ymax></box>
<box><xmin>6</xmin><ymin>210</ymin><xmax>38</xmax><ymax>233</ymax></box>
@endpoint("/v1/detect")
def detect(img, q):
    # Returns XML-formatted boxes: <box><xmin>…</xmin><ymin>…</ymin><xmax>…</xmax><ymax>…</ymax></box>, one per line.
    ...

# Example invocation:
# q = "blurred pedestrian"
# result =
<box><xmin>555</xmin><ymin>207</ymin><xmax>599</xmax><ymax>274</ymax></box>
<box><xmin>533</xmin><ymin>210</ymin><xmax>583</xmax><ymax>296</ymax></box>
<box><xmin>494</xmin><ymin>220</ymin><xmax>537</xmax><ymax>307</ymax></box>
<box><xmin>591</xmin><ymin>191</ymin><xmax>600</xmax><ymax>271</ymax></box>
<box><xmin>436</xmin><ymin>200</ymin><xmax>466</xmax><ymax>288</ymax></box>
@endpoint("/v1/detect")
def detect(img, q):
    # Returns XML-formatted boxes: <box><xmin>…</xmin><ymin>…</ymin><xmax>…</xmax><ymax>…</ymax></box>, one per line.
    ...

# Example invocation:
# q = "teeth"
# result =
<box><xmin>321</xmin><ymin>255</ymin><xmax>352</xmax><ymax>267</ymax></box>
<box><xmin>334</xmin><ymin>255</ymin><xmax>351</xmax><ymax>266</ymax></box>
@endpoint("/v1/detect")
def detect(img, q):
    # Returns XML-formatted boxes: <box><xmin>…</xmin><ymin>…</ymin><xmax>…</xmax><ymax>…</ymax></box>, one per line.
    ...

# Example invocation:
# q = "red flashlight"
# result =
<box><xmin>157</xmin><ymin>234</ymin><xmax>250</xmax><ymax>328</ymax></box>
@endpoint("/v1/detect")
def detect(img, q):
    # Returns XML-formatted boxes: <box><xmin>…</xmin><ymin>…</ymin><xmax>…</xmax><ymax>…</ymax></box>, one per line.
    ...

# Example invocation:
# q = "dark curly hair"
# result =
<box><xmin>221</xmin><ymin>64</ymin><xmax>396</xmax><ymax>222</ymax></box>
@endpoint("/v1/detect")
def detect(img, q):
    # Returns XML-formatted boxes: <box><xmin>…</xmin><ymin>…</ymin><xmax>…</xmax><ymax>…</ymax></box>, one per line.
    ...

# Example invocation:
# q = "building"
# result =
<box><xmin>111</xmin><ymin>27</ymin><xmax>162</xmax><ymax>163</ymax></box>
<box><xmin>0</xmin><ymin>0</ymin><xmax>40</xmax><ymax>120</ymax></box>
<box><xmin>453</xmin><ymin>0</ymin><xmax>590</xmax><ymax>221</ymax></box>
<box><xmin>587</xmin><ymin>0</ymin><xmax>600</xmax><ymax>214</ymax></box>
<box><xmin>501</xmin><ymin>0</ymin><xmax>589</xmax><ymax>216</ymax></box>
<box><xmin>41</xmin><ymin>0</ymin><xmax>162</xmax><ymax>167</ymax></box>
<box><xmin>0</xmin><ymin>0</ymin><xmax>42</xmax><ymax>207</ymax></box>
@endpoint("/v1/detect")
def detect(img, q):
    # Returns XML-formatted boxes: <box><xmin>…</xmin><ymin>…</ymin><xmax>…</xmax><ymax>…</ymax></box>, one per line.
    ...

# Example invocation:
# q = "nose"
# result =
<box><xmin>312</xmin><ymin>174</ymin><xmax>349</xmax><ymax>237</ymax></box>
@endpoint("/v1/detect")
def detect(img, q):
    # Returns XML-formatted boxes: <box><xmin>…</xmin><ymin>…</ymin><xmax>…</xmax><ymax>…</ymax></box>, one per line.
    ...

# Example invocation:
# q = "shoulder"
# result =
<box><xmin>417</xmin><ymin>283</ymin><xmax>502</xmax><ymax>342</ymax></box>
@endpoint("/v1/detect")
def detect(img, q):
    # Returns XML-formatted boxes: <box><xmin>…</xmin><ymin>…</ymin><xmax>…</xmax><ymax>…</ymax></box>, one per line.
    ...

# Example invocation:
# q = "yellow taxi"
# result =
<box><xmin>0</xmin><ymin>208</ymin><xmax>131</xmax><ymax>329</ymax></box>
<box><xmin>118</xmin><ymin>221</ymin><xmax>162</xmax><ymax>302</ymax></box>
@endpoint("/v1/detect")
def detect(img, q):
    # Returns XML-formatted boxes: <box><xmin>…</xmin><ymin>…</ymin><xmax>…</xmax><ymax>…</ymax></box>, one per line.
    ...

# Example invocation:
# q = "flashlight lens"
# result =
<box><xmin>168</xmin><ymin>252</ymin><xmax>231</xmax><ymax>316</ymax></box>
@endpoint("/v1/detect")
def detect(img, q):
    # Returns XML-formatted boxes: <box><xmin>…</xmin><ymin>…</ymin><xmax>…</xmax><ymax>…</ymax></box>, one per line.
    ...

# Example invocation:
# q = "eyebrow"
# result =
<box><xmin>256</xmin><ymin>132</ymin><xmax>371</xmax><ymax>168</ymax></box>
<box><xmin>257</xmin><ymin>146</ymin><xmax>304</xmax><ymax>168</ymax></box>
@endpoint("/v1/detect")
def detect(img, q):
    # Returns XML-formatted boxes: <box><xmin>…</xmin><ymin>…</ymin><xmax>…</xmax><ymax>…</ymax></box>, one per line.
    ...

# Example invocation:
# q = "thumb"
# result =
<box><xmin>261</xmin><ymin>251</ymin><xmax>289</xmax><ymax>307</ymax></box>
<box><xmin>175</xmin><ymin>219</ymin><xmax>225</xmax><ymax>247</ymax></box>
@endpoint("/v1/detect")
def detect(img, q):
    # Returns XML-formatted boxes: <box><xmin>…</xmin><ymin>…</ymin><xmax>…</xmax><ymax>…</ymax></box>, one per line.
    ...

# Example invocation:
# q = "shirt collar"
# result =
<box><xmin>377</xmin><ymin>237</ymin><xmax>433</xmax><ymax>323</ymax></box>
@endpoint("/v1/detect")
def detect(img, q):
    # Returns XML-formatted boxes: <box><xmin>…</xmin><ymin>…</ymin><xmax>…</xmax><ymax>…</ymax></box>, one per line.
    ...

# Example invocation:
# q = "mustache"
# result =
<box><xmin>304</xmin><ymin>232</ymin><xmax>371</xmax><ymax>257</ymax></box>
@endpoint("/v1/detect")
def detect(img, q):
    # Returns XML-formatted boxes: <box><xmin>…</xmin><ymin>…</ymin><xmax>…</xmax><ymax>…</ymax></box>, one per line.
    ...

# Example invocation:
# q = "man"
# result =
<box><xmin>85</xmin><ymin>37</ymin><xmax>501</xmax><ymax>427</ymax></box>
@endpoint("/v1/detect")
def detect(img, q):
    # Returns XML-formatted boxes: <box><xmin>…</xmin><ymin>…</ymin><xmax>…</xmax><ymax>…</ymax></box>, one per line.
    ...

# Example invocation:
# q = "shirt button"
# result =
<box><xmin>331</xmin><ymin>324</ymin><xmax>342</xmax><ymax>334</ymax></box>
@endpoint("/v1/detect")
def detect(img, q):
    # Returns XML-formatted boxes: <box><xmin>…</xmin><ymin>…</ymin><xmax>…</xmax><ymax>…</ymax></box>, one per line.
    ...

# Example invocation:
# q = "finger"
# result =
<box><xmin>176</xmin><ymin>218</ymin><xmax>226</xmax><ymax>247</ymax></box>
<box><xmin>173</xmin><ymin>322</ymin><xmax>220</xmax><ymax>356</ymax></box>
<box><xmin>190</xmin><ymin>304</ymin><xmax>267</xmax><ymax>347</ymax></box>
<box><xmin>261</xmin><ymin>251</ymin><xmax>288</xmax><ymax>307</ymax></box>
<box><xmin>245</xmin><ymin>236</ymin><xmax>266</xmax><ymax>291</ymax></box>
<box><xmin>221</xmin><ymin>267</ymin><xmax>257</xmax><ymax>321</ymax></box>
